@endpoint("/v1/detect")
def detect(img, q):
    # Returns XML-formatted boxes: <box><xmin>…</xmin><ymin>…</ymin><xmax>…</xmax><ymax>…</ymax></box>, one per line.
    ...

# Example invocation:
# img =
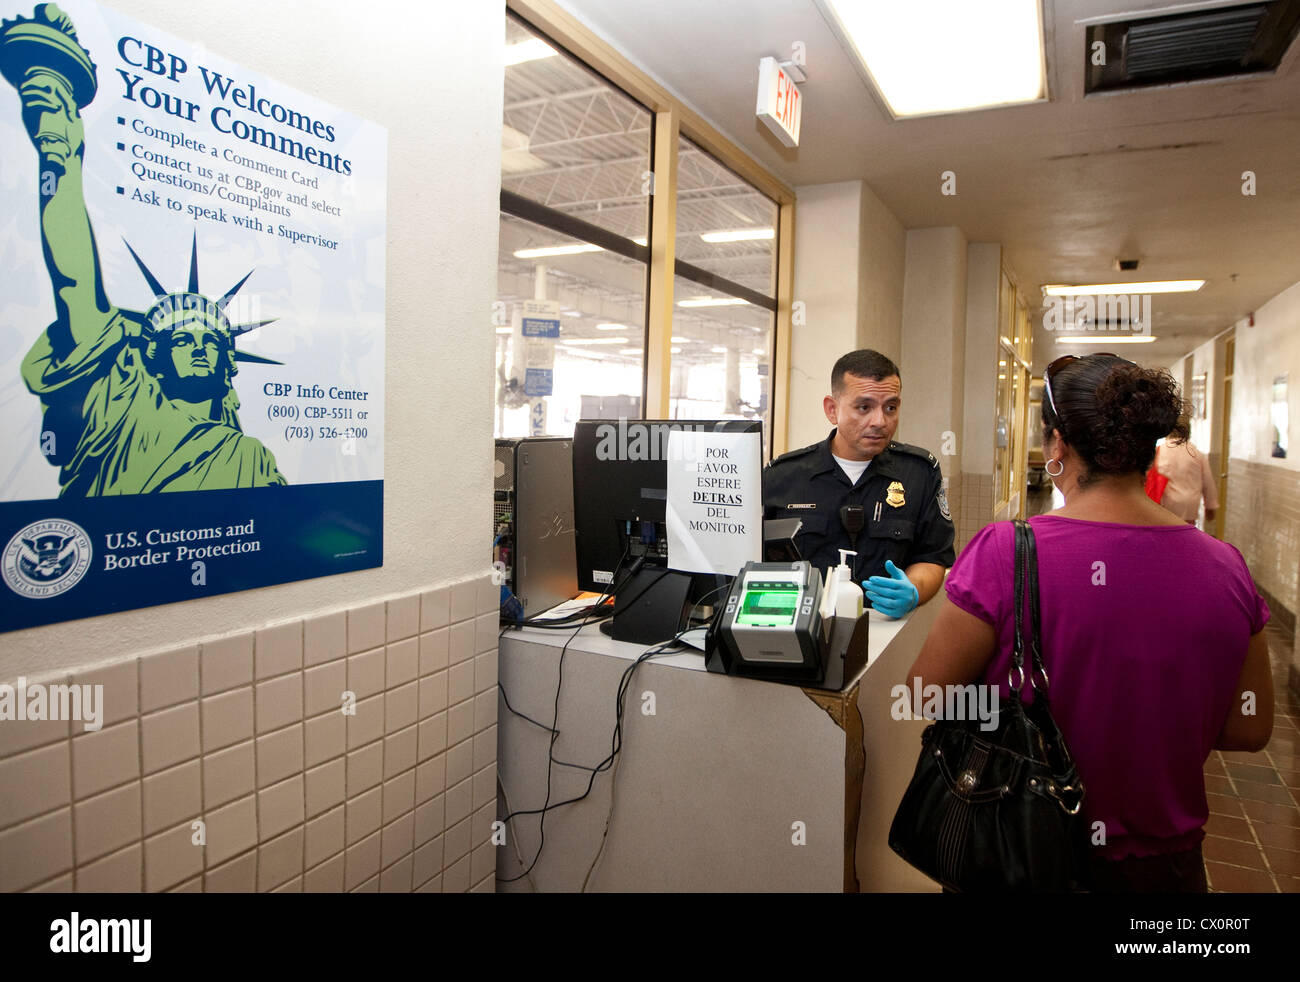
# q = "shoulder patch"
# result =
<box><xmin>888</xmin><ymin>441</ymin><xmax>940</xmax><ymax>468</ymax></box>
<box><xmin>770</xmin><ymin>442</ymin><xmax>819</xmax><ymax>466</ymax></box>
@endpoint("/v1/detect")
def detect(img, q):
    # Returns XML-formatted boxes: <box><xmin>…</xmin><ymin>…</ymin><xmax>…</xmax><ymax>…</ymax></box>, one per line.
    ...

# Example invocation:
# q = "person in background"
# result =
<box><xmin>907</xmin><ymin>353</ymin><xmax>1272</xmax><ymax>892</ymax></box>
<box><xmin>1154</xmin><ymin>431</ymin><xmax>1219</xmax><ymax>527</ymax></box>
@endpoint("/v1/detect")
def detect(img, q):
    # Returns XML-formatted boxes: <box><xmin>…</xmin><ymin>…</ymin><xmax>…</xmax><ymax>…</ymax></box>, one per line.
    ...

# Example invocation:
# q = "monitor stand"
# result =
<box><xmin>600</xmin><ymin>567</ymin><xmax>692</xmax><ymax>645</ymax></box>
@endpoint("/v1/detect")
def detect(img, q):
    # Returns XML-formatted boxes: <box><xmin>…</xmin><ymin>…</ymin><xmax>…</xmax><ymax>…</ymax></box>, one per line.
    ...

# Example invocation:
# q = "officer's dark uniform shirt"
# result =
<box><xmin>762</xmin><ymin>430</ymin><xmax>956</xmax><ymax>582</ymax></box>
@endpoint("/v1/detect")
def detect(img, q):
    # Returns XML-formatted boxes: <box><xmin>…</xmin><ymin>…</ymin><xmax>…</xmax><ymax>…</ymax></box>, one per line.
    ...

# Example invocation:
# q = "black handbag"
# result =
<box><xmin>888</xmin><ymin>519</ymin><xmax>1089</xmax><ymax>892</ymax></box>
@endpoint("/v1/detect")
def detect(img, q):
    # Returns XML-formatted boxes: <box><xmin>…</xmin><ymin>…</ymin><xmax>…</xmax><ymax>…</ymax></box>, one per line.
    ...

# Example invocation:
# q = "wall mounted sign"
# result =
<box><xmin>0</xmin><ymin>1</ymin><xmax>387</xmax><ymax>630</ymax></box>
<box><xmin>756</xmin><ymin>56</ymin><xmax>802</xmax><ymax>148</ymax></box>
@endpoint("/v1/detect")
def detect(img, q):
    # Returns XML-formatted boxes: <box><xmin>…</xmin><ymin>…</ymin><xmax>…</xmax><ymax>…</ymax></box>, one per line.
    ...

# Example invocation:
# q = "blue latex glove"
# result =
<box><xmin>863</xmin><ymin>560</ymin><xmax>919</xmax><ymax>619</ymax></box>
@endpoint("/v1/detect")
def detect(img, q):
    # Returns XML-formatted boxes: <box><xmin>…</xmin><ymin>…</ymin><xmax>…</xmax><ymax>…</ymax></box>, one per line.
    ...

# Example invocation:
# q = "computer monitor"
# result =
<box><xmin>572</xmin><ymin>419</ymin><xmax>763</xmax><ymax>640</ymax></box>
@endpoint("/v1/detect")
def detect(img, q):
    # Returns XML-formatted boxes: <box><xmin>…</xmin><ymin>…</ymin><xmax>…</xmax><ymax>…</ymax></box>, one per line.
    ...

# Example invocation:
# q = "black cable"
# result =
<box><xmin>496</xmin><ymin>678</ymin><xmax>602</xmax><ymax>773</ymax></box>
<box><xmin>496</xmin><ymin>544</ymin><xmax>632</xmax><ymax>883</ymax></box>
<box><xmin>495</xmin><ymin>557</ymin><xmax>729</xmax><ymax>883</ymax></box>
<box><xmin>499</xmin><ymin>630</ymin><xmax>688</xmax><ymax>824</ymax></box>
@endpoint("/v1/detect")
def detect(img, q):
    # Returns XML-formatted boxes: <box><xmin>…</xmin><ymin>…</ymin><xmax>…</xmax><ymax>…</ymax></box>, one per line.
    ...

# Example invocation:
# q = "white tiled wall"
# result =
<box><xmin>0</xmin><ymin>574</ymin><xmax>499</xmax><ymax>893</ymax></box>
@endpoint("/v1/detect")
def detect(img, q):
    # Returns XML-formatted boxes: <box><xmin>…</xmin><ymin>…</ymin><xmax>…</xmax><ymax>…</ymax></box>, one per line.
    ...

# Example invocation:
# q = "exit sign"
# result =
<box><xmin>756</xmin><ymin>56</ymin><xmax>802</xmax><ymax>148</ymax></box>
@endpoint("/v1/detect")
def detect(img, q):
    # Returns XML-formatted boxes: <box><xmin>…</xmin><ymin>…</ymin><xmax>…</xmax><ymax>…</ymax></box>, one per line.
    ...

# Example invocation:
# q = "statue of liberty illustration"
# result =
<box><xmin>3</xmin><ymin>3</ymin><xmax>286</xmax><ymax>495</ymax></box>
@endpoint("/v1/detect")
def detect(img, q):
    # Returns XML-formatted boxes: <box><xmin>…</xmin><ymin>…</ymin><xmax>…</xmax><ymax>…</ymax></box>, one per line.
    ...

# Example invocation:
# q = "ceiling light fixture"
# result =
<box><xmin>1056</xmin><ymin>335</ymin><xmax>1158</xmax><ymax>344</ymax></box>
<box><xmin>596</xmin><ymin>323</ymin><xmax>629</xmax><ymax>331</ymax></box>
<box><xmin>558</xmin><ymin>338</ymin><xmax>625</xmax><ymax>345</ymax></box>
<box><xmin>1041</xmin><ymin>280</ymin><xmax>1204</xmax><ymax>296</ymax></box>
<box><xmin>677</xmin><ymin>297</ymin><xmax>750</xmax><ymax>308</ymax></box>
<box><xmin>513</xmin><ymin>243</ymin><xmax>604</xmax><ymax>259</ymax></box>
<box><xmin>823</xmin><ymin>0</ymin><xmax>1047</xmax><ymax>118</ymax></box>
<box><xmin>699</xmin><ymin>228</ymin><xmax>775</xmax><ymax>243</ymax></box>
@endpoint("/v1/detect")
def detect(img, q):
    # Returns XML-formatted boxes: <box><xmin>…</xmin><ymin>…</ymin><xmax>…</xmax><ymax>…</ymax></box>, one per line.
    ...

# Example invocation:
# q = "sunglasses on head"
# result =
<box><xmin>1042</xmin><ymin>353</ymin><xmax>1135</xmax><ymax>429</ymax></box>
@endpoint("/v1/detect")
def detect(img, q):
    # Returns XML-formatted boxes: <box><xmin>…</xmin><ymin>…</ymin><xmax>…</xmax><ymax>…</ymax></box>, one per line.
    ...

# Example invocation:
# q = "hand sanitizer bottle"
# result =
<box><xmin>832</xmin><ymin>549</ymin><xmax>863</xmax><ymax>621</ymax></box>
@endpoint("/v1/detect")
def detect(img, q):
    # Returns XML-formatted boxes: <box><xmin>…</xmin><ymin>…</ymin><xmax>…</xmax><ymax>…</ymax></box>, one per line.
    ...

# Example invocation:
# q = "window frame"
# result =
<box><xmin>504</xmin><ymin>1</ymin><xmax>797</xmax><ymax>457</ymax></box>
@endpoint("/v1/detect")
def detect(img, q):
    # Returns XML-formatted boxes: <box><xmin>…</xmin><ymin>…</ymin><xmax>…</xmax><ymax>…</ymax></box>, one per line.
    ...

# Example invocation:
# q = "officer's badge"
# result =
<box><xmin>936</xmin><ymin>484</ymin><xmax>951</xmax><ymax>521</ymax></box>
<box><xmin>885</xmin><ymin>481</ymin><xmax>906</xmax><ymax>508</ymax></box>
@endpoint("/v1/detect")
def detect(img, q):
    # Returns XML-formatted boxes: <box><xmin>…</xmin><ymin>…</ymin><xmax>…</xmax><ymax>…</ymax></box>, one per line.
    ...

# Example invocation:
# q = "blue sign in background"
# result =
<box><xmin>524</xmin><ymin>368</ymin><xmax>554</xmax><ymax>397</ymax></box>
<box><xmin>521</xmin><ymin>317</ymin><xmax>561</xmax><ymax>338</ymax></box>
<box><xmin>0</xmin><ymin>481</ymin><xmax>382</xmax><ymax>632</ymax></box>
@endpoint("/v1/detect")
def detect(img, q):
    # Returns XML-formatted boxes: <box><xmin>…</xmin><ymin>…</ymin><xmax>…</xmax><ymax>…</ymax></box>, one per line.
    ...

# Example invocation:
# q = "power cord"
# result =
<box><xmin>496</xmin><ymin>567</ymin><xmax>734</xmax><ymax>887</ymax></box>
<box><xmin>495</xmin><ymin>545</ymin><xmax>634</xmax><ymax>883</ymax></box>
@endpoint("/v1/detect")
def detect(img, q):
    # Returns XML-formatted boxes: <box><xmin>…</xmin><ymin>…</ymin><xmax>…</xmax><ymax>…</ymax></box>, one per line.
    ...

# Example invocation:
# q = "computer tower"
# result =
<box><xmin>493</xmin><ymin>438</ymin><xmax>578</xmax><ymax>618</ymax></box>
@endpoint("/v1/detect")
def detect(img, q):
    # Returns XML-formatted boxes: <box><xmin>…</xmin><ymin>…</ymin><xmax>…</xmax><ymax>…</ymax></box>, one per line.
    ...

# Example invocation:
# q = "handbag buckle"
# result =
<box><xmin>1007</xmin><ymin>665</ymin><xmax>1025</xmax><ymax>692</ymax></box>
<box><xmin>956</xmin><ymin>770</ymin><xmax>978</xmax><ymax>795</ymax></box>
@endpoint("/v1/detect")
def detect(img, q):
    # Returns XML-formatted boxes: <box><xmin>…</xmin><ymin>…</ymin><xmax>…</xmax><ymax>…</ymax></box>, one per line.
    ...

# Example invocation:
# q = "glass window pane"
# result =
<box><xmin>503</xmin><ymin>16</ymin><xmax>651</xmax><ymax>242</ymax></box>
<box><xmin>496</xmin><ymin>214</ymin><xmax>645</xmax><ymax>438</ymax></box>
<box><xmin>676</xmin><ymin>137</ymin><xmax>777</xmax><ymax>299</ymax></box>
<box><xmin>670</xmin><ymin>274</ymin><xmax>773</xmax><ymax>447</ymax></box>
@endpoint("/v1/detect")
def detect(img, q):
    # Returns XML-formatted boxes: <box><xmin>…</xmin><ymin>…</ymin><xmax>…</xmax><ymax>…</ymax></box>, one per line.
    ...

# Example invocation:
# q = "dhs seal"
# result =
<box><xmin>3</xmin><ymin>519</ymin><xmax>93</xmax><ymax>599</ymax></box>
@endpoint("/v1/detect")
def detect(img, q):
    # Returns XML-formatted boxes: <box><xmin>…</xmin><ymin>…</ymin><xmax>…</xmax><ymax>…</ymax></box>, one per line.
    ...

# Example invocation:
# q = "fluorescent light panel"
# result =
<box><xmin>513</xmin><ymin>243</ymin><xmax>603</xmax><ymax>259</ymax></box>
<box><xmin>1042</xmin><ymin>280</ymin><xmax>1204</xmax><ymax>296</ymax></box>
<box><xmin>505</xmin><ymin>38</ymin><xmax>557</xmax><ymax>67</ymax></box>
<box><xmin>677</xmin><ymin>297</ymin><xmax>750</xmax><ymax>308</ymax></box>
<box><xmin>1056</xmin><ymin>335</ymin><xmax>1157</xmax><ymax>344</ymax></box>
<box><xmin>595</xmin><ymin>323</ymin><xmax>628</xmax><ymax>331</ymax></box>
<box><xmin>826</xmin><ymin>0</ymin><xmax>1046</xmax><ymax>118</ymax></box>
<box><xmin>699</xmin><ymin>228</ymin><xmax>774</xmax><ymax>243</ymax></box>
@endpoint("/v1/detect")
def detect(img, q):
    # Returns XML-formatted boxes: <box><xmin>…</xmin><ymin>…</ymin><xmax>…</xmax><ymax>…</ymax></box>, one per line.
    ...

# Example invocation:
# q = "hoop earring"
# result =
<box><xmin>1045</xmin><ymin>458</ymin><xmax>1064</xmax><ymax>477</ymax></box>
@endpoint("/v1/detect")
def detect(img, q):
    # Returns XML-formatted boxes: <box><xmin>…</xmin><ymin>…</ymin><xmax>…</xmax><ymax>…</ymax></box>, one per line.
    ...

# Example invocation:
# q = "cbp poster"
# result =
<box><xmin>0</xmin><ymin>1</ymin><xmax>387</xmax><ymax>631</ymax></box>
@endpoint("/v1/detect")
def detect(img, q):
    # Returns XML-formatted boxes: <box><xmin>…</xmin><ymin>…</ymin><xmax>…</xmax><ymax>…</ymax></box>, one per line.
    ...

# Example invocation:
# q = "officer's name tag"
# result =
<box><xmin>785</xmin><ymin>503</ymin><xmax>817</xmax><ymax>510</ymax></box>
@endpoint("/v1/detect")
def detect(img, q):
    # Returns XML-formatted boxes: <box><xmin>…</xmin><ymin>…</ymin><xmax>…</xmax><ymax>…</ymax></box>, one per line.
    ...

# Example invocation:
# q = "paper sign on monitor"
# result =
<box><xmin>664</xmin><ymin>429</ymin><xmax>761</xmax><ymax>576</ymax></box>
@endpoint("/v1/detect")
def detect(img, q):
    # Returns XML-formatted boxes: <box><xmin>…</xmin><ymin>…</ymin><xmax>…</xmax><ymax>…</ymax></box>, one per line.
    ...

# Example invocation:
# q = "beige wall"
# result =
<box><xmin>898</xmin><ymin>227</ymin><xmax>967</xmax><ymax>465</ymax></box>
<box><xmin>0</xmin><ymin>0</ymin><xmax>504</xmax><ymax>893</ymax></box>
<box><xmin>1221</xmin><ymin>279</ymin><xmax>1300</xmax><ymax>689</ymax></box>
<box><xmin>788</xmin><ymin>180</ymin><xmax>904</xmax><ymax>452</ymax></box>
<box><xmin>957</xmin><ymin>243</ymin><xmax>1002</xmax><ymax>548</ymax></box>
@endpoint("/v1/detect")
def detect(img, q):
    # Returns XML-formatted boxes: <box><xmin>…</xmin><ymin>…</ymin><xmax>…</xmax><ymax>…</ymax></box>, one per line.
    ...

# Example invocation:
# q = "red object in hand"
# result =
<box><xmin>1144</xmin><ymin>467</ymin><xmax>1169</xmax><ymax>504</ymax></box>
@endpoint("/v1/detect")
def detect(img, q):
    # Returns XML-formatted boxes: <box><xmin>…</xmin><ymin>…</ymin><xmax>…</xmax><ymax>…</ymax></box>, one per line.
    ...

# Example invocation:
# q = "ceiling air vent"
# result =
<box><xmin>1086</xmin><ymin>1</ymin><xmax>1300</xmax><ymax>93</ymax></box>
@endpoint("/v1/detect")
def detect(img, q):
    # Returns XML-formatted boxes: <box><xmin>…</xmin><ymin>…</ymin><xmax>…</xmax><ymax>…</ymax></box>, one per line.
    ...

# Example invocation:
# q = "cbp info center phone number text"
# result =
<box><xmin>264</xmin><ymin>382</ymin><xmax>371</xmax><ymax>443</ymax></box>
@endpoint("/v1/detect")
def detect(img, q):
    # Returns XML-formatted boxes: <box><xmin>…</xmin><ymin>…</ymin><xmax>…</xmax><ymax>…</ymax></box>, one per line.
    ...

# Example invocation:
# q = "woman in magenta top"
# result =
<box><xmin>909</xmin><ymin>354</ymin><xmax>1273</xmax><ymax>892</ymax></box>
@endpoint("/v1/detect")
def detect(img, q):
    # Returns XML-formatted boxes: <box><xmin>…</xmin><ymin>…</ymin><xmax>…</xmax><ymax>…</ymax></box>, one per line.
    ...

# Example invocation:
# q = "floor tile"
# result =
<box><xmin>1231</xmin><ymin>779</ymin><xmax>1296</xmax><ymax>805</ymax></box>
<box><xmin>1204</xmin><ymin>813</ymin><xmax>1252</xmax><ymax>842</ymax></box>
<box><xmin>1202</xmin><ymin>835</ymin><xmax>1267</xmax><ymax>869</ymax></box>
<box><xmin>1252</xmin><ymin>821</ymin><xmax>1300</xmax><ymax>851</ymax></box>
<box><xmin>1262</xmin><ymin>846</ymin><xmax>1300</xmax><ymax>877</ymax></box>
<box><xmin>1225</xmin><ymin>762</ymin><xmax>1280</xmax><ymax>785</ymax></box>
<box><xmin>1205</xmin><ymin>861</ymin><xmax>1276</xmax><ymax>893</ymax></box>
<box><xmin>1203</xmin><ymin>774</ymin><xmax>1233</xmax><ymax>796</ymax></box>
<box><xmin>1242</xmin><ymin>798</ymin><xmax>1300</xmax><ymax>828</ymax></box>
<box><xmin>1207</xmin><ymin>792</ymin><xmax>1244</xmax><ymax>817</ymax></box>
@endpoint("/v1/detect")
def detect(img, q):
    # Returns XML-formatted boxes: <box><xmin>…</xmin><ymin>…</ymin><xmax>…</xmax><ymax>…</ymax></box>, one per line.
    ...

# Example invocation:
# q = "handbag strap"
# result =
<box><xmin>1013</xmin><ymin>518</ymin><xmax>1049</xmax><ymax>693</ymax></box>
<box><xmin>1009</xmin><ymin>518</ymin><xmax>1027</xmax><ymax>696</ymax></box>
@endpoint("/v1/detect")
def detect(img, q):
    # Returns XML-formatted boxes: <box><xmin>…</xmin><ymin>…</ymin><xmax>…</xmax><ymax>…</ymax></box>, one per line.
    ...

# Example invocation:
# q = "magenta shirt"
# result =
<box><xmin>945</xmin><ymin>514</ymin><xmax>1270</xmax><ymax>860</ymax></box>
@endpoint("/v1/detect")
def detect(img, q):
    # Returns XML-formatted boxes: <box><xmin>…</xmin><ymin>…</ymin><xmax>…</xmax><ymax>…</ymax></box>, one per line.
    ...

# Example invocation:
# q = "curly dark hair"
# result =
<box><xmin>1042</xmin><ymin>355</ymin><xmax>1190</xmax><ymax>486</ymax></box>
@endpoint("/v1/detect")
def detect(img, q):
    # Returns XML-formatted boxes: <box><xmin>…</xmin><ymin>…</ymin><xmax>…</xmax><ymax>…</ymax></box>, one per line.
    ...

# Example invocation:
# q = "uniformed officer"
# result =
<box><xmin>763</xmin><ymin>349</ymin><xmax>955</xmax><ymax>618</ymax></box>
